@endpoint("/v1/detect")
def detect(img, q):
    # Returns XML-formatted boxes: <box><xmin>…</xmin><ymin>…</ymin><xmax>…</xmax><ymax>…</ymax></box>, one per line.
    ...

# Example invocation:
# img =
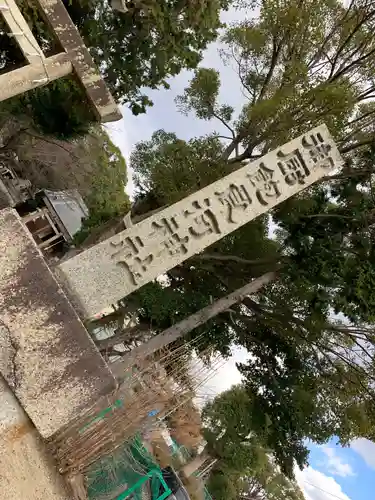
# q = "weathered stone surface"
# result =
<box><xmin>58</xmin><ymin>124</ymin><xmax>343</xmax><ymax>318</ymax></box>
<box><xmin>0</xmin><ymin>208</ymin><xmax>116</xmax><ymax>438</ymax></box>
<box><xmin>35</xmin><ymin>0</ymin><xmax>122</xmax><ymax>123</ymax></box>
<box><xmin>2</xmin><ymin>0</ymin><xmax>45</xmax><ymax>65</ymax></box>
<box><xmin>0</xmin><ymin>0</ymin><xmax>121</xmax><ymax>122</ymax></box>
<box><xmin>0</xmin><ymin>375</ymin><xmax>69</xmax><ymax>500</ymax></box>
<box><xmin>0</xmin><ymin>53</ymin><xmax>72</xmax><ymax>103</ymax></box>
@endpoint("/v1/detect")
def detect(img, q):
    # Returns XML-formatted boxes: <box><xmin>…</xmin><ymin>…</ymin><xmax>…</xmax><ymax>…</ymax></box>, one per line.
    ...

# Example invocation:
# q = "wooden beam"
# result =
<box><xmin>0</xmin><ymin>52</ymin><xmax>72</xmax><ymax>102</ymax></box>
<box><xmin>1</xmin><ymin>0</ymin><xmax>45</xmax><ymax>64</ymax></box>
<box><xmin>35</xmin><ymin>0</ymin><xmax>122</xmax><ymax>123</ymax></box>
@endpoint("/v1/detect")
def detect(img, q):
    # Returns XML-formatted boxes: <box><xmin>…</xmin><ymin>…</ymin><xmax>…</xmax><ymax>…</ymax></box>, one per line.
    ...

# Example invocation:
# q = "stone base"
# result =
<box><xmin>0</xmin><ymin>208</ymin><xmax>116</xmax><ymax>438</ymax></box>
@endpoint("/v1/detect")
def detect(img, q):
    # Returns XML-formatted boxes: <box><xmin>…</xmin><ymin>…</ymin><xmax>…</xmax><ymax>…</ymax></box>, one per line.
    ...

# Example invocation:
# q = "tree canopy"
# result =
<box><xmin>68</xmin><ymin>0</ymin><xmax>231</xmax><ymax>113</ymax></box>
<box><xmin>204</xmin><ymin>386</ymin><xmax>305</xmax><ymax>500</ymax></box>
<box><xmin>176</xmin><ymin>0</ymin><xmax>375</xmax><ymax>158</ymax></box>
<box><xmin>100</xmin><ymin>0</ymin><xmax>375</xmax><ymax>477</ymax></box>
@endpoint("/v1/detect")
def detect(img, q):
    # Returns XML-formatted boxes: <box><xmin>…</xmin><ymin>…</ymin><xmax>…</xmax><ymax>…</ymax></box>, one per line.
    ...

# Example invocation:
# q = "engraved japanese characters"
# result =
<box><xmin>58</xmin><ymin>124</ymin><xmax>343</xmax><ymax>318</ymax></box>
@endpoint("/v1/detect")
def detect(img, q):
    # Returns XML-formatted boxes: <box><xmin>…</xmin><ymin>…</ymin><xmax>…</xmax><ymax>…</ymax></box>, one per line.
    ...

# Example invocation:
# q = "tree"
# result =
<box><xmin>68</xmin><ymin>0</ymin><xmax>231</xmax><ymax>112</ymax></box>
<box><xmin>202</xmin><ymin>385</ymin><xmax>309</xmax><ymax>476</ymax></box>
<box><xmin>1</xmin><ymin>0</ymin><xmax>231</xmax><ymax>121</ymax></box>
<box><xmin>109</xmin><ymin>273</ymin><xmax>275</xmax><ymax>373</ymax></box>
<box><xmin>132</xmin><ymin>131</ymin><xmax>229</xmax><ymax>208</ymax></box>
<box><xmin>204</xmin><ymin>388</ymin><xmax>305</xmax><ymax>499</ymax></box>
<box><xmin>177</xmin><ymin>0</ymin><xmax>375</xmax><ymax>159</ymax></box>
<box><xmin>236</xmin><ymin>146</ymin><xmax>375</xmax><ymax>460</ymax></box>
<box><xmin>207</xmin><ymin>472</ymin><xmax>238</xmax><ymax>500</ymax></box>
<box><xmin>208</xmin><ymin>465</ymin><xmax>305</xmax><ymax>500</ymax></box>
<box><xmin>92</xmin><ymin>0</ymin><xmax>375</xmax><ymax>473</ymax></box>
<box><xmin>73</xmin><ymin>129</ymin><xmax>131</xmax><ymax>243</ymax></box>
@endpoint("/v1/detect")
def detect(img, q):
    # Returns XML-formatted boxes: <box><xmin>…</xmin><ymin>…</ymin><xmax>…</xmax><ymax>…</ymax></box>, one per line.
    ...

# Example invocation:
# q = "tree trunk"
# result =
<box><xmin>111</xmin><ymin>272</ymin><xmax>276</xmax><ymax>380</ymax></box>
<box><xmin>96</xmin><ymin>321</ymin><xmax>151</xmax><ymax>351</ymax></box>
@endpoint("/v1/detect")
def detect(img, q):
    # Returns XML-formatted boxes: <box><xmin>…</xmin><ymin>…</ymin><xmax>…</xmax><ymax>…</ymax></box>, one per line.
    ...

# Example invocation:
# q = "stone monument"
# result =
<box><xmin>58</xmin><ymin>124</ymin><xmax>343</xmax><ymax>318</ymax></box>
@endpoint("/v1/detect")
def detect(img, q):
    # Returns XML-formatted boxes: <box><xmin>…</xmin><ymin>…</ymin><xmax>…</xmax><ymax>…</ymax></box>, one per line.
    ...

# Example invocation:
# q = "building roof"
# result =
<box><xmin>43</xmin><ymin>189</ymin><xmax>88</xmax><ymax>240</ymax></box>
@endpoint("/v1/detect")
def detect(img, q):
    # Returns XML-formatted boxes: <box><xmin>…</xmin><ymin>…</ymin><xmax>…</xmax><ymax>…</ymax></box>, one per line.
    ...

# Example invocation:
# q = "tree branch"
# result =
<box><xmin>212</xmin><ymin>111</ymin><xmax>235</xmax><ymax>138</ymax></box>
<box><xmin>302</xmin><ymin>213</ymin><xmax>356</xmax><ymax>220</ymax></box>
<box><xmin>330</xmin><ymin>46</ymin><xmax>375</xmax><ymax>82</ymax></box>
<box><xmin>258</xmin><ymin>37</ymin><xmax>281</xmax><ymax>101</ymax></box>
<box><xmin>111</xmin><ymin>273</ymin><xmax>277</xmax><ymax>380</ymax></box>
<box><xmin>96</xmin><ymin>321</ymin><xmax>151</xmax><ymax>351</ymax></box>
<box><xmin>195</xmin><ymin>253</ymin><xmax>281</xmax><ymax>267</ymax></box>
<box><xmin>357</xmin><ymin>85</ymin><xmax>375</xmax><ymax>101</ymax></box>
<box><xmin>328</xmin><ymin>10</ymin><xmax>375</xmax><ymax>79</ymax></box>
<box><xmin>221</xmin><ymin>134</ymin><xmax>245</xmax><ymax>161</ymax></box>
<box><xmin>340</xmin><ymin>137</ymin><xmax>375</xmax><ymax>154</ymax></box>
<box><xmin>216</xmin><ymin>135</ymin><xmax>233</xmax><ymax>141</ymax></box>
<box><xmin>307</xmin><ymin>0</ymin><xmax>356</xmax><ymax>70</ymax></box>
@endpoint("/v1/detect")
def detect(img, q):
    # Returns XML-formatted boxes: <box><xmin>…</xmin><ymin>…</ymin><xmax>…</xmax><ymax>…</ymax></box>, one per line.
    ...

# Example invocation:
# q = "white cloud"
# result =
<box><xmin>104</xmin><ymin>109</ymin><xmax>156</xmax><ymax>198</ymax></box>
<box><xmin>295</xmin><ymin>465</ymin><xmax>351</xmax><ymax>500</ymax></box>
<box><xmin>350</xmin><ymin>438</ymin><xmax>375</xmax><ymax>470</ymax></box>
<box><xmin>194</xmin><ymin>346</ymin><xmax>249</xmax><ymax>405</ymax></box>
<box><xmin>321</xmin><ymin>446</ymin><xmax>355</xmax><ymax>477</ymax></box>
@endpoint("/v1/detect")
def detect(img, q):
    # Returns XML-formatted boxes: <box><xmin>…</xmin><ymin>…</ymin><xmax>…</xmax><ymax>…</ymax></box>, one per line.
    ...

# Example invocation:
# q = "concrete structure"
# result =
<box><xmin>0</xmin><ymin>208</ymin><xmax>116</xmax><ymax>439</ymax></box>
<box><xmin>0</xmin><ymin>0</ymin><xmax>121</xmax><ymax>122</ymax></box>
<box><xmin>0</xmin><ymin>375</ymin><xmax>69</xmax><ymax>500</ymax></box>
<box><xmin>58</xmin><ymin>124</ymin><xmax>343</xmax><ymax>318</ymax></box>
<box><xmin>1</xmin><ymin>0</ymin><xmax>45</xmax><ymax>65</ymax></box>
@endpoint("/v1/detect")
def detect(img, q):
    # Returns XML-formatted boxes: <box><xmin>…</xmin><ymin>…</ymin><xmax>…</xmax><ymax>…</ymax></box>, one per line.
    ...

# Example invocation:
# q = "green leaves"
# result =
<box><xmin>131</xmin><ymin>130</ymin><xmax>228</xmax><ymax>205</ymax></box>
<box><xmin>176</xmin><ymin>68</ymin><xmax>221</xmax><ymax>120</ymax></box>
<box><xmin>177</xmin><ymin>0</ymin><xmax>375</xmax><ymax>159</ymax></box>
<box><xmin>73</xmin><ymin>129</ymin><xmax>130</xmax><ymax>243</ymax></box>
<box><xmin>66</xmin><ymin>0</ymin><xmax>231</xmax><ymax>110</ymax></box>
<box><xmin>203</xmin><ymin>386</ymin><xmax>305</xmax><ymax>499</ymax></box>
<box><xmin>207</xmin><ymin>472</ymin><xmax>237</xmax><ymax>500</ymax></box>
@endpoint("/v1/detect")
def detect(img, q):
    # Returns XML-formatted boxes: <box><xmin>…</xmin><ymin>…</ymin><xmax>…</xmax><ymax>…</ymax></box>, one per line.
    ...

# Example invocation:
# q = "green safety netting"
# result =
<box><xmin>203</xmin><ymin>486</ymin><xmax>213</xmax><ymax>500</ymax></box>
<box><xmin>85</xmin><ymin>434</ymin><xmax>171</xmax><ymax>500</ymax></box>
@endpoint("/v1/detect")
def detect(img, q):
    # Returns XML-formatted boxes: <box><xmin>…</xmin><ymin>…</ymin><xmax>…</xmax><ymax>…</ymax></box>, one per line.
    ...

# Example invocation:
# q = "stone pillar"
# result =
<box><xmin>0</xmin><ymin>375</ymin><xmax>69</xmax><ymax>500</ymax></box>
<box><xmin>57</xmin><ymin>124</ymin><xmax>343</xmax><ymax>318</ymax></box>
<box><xmin>0</xmin><ymin>208</ymin><xmax>116</xmax><ymax>439</ymax></box>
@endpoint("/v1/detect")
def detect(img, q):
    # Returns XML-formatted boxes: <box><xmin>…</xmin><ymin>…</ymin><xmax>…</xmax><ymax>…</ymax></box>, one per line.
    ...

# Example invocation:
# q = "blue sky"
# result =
<box><xmin>294</xmin><ymin>438</ymin><xmax>375</xmax><ymax>500</ymax></box>
<box><xmin>106</xmin><ymin>5</ymin><xmax>375</xmax><ymax>500</ymax></box>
